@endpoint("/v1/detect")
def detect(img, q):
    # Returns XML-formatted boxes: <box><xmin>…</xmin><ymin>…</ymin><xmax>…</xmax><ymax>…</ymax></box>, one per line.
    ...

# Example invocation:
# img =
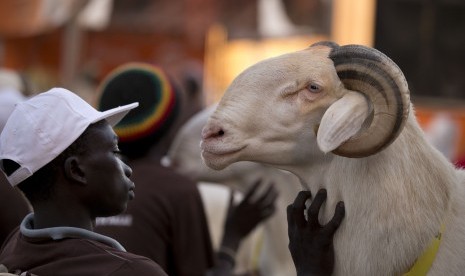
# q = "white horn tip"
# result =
<box><xmin>317</xmin><ymin>136</ymin><xmax>339</xmax><ymax>154</ymax></box>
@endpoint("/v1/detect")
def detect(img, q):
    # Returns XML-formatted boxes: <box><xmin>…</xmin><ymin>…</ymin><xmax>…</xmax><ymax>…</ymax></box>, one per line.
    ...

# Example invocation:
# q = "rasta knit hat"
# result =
<box><xmin>0</xmin><ymin>88</ymin><xmax>138</xmax><ymax>186</ymax></box>
<box><xmin>97</xmin><ymin>63</ymin><xmax>180</xmax><ymax>158</ymax></box>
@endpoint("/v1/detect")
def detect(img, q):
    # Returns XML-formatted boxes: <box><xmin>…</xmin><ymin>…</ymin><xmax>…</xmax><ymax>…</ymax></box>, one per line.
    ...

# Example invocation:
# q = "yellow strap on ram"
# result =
<box><xmin>251</xmin><ymin>232</ymin><xmax>263</xmax><ymax>272</ymax></box>
<box><xmin>403</xmin><ymin>223</ymin><xmax>445</xmax><ymax>276</ymax></box>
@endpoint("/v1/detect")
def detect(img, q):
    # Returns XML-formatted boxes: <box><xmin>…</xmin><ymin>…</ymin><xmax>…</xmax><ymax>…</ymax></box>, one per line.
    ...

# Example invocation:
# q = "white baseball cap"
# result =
<box><xmin>0</xmin><ymin>87</ymin><xmax>139</xmax><ymax>186</ymax></box>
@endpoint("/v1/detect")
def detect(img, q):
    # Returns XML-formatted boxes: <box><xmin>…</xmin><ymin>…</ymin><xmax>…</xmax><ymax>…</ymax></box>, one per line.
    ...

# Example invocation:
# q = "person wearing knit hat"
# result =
<box><xmin>0</xmin><ymin>88</ymin><xmax>167</xmax><ymax>275</ymax></box>
<box><xmin>97</xmin><ymin>63</ymin><xmax>180</xmax><ymax>159</ymax></box>
<box><xmin>95</xmin><ymin>63</ymin><xmax>215</xmax><ymax>276</ymax></box>
<box><xmin>94</xmin><ymin>63</ymin><xmax>278</xmax><ymax>276</ymax></box>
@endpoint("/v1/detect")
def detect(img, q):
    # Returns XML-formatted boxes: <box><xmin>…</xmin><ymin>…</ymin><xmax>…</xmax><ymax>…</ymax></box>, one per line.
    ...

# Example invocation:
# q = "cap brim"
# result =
<box><xmin>95</xmin><ymin>102</ymin><xmax>139</xmax><ymax>126</ymax></box>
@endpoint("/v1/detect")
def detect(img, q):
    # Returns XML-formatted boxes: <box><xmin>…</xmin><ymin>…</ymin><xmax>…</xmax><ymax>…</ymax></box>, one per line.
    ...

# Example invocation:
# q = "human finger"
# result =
<box><xmin>307</xmin><ymin>189</ymin><xmax>327</xmax><ymax>228</ymax></box>
<box><xmin>289</xmin><ymin>191</ymin><xmax>312</xmax><ymax>228</ymax></box>
<box><xmin>256</xmin><ymin>183</ymin><xmax>278</xmax><ymax>208</ymax></box>
<box><xmin>324</xmin><ymin>201</ymin><xmax>345</xmax><ymax>235</ymax></box>
<box><xmin>243</xmin><ymin>179</ymin><xmax>262</xmax><ymax>201</ymax></box>
<box><xmin>287</xmin><ymin>204</ymin><xmax>294</xmax><ymax>229</ymax></box>
<box><xmin>226</xmin><ymin>189</ymin><xmax>235</xmax><ymax>217</ymax></box>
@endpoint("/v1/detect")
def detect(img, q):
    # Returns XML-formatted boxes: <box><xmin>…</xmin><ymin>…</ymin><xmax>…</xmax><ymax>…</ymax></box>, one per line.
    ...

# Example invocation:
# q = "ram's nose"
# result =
<box><xmin>201</xmin><ymin>123</ymin><xmax>225</xmax><ymax>141</ymax></box>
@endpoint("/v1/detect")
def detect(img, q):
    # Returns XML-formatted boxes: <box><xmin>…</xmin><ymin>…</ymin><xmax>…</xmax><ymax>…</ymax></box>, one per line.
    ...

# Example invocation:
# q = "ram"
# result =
<box><xmin>200</xmin><ymin>41</ymin><xmax>465</xmax><ymax>275</ymax></box>
<box><xmin>166</xmin><ymin>105</ymin><xmax>302</xmax><ymax>276</ymax></box>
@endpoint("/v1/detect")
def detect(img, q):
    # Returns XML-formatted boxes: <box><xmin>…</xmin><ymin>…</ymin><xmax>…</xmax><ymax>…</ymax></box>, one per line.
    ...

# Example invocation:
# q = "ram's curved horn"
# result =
<box><xmin>313</xmin><ymin>42</ymin><xmax>410</xmax><ymax>158</ymax></box>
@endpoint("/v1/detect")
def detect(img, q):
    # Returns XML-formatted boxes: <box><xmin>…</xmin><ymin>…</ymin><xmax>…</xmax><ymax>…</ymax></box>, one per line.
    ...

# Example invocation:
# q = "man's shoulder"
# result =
<box><xmin>1</xmin><ymin>234</ymin><xmax>167</xmax><ymax>276</ymax></box>
<box><xmin>76</xmin><ymin>238</ymin><xmax>158</xmax><ymax>264</ymax></box>
<box><xmin>83</xmin><ymin>239</ymin><xmax>168</xmax><ymax>275</ymax></box>
<box><xmin>108</xmin><ymin>254</ymin><xmax>167</xmax><ymax>276</ymax></box>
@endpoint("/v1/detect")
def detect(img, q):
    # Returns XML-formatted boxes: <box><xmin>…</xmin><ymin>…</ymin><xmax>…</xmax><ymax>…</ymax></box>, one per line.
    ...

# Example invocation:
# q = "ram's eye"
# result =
<box><xmin>307</xmin><ymin>83</ymin><xmax>321</xmax><ymax>93</ymax></box>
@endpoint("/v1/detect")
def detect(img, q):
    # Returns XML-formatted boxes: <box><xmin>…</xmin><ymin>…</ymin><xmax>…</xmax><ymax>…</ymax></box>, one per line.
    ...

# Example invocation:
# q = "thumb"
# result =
<box><xmin>226</xmin><ymin>189</ymin><xmax>235</xmax><ymax>217</ymax></box>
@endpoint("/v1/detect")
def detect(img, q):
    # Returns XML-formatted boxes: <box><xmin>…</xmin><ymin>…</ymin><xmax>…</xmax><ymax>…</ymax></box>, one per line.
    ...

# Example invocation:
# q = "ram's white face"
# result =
<box><xmin>201</xmin><ymin>46</ymin><xmax>343</xmax><ymax>170</ymax></box>
<box><xmin>166</xmin><ymin>105</ymin><xmax>265</xmax><ymax>184</ymax></box>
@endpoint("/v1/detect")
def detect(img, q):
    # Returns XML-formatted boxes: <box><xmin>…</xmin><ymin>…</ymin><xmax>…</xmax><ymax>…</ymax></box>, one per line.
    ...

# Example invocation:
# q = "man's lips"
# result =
<box><xmin>128</xmin><ymin>183</ymin><xmax>135</xmax><ymax>200</ymax></box>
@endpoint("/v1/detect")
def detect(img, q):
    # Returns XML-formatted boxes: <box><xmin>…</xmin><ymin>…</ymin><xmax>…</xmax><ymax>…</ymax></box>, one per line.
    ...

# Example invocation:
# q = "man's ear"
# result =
<box><xmin>64</xmin><ymin>156</ymin><xmax>86</xmax><ymax>184</ymax></box>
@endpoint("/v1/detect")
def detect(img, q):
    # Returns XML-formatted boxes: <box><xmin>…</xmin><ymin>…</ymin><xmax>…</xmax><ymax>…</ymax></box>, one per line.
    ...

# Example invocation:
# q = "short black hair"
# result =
<box><xmin>13</xmin><ymin>121</ymin><xmax>106</xmax><ymax>205</ymax></box>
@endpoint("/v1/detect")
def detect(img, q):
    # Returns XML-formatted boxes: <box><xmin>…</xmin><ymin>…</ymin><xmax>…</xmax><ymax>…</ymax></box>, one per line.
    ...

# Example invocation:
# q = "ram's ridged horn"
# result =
<box><xmin>312</xmin><ymin>41</ymin><xmax>410</xmax><ymax>158</ymax></box>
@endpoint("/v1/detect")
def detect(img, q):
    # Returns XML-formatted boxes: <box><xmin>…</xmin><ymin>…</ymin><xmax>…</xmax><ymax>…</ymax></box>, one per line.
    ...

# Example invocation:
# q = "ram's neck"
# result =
<box><xmin>283</xmin><ymin>154</ymin><xmax>333</xmax><ymax>189</ymax></box>
<box><xmin>286</xmin><ymin>115</ymin><xmax>457</xmax><ymax>275</ymax></box>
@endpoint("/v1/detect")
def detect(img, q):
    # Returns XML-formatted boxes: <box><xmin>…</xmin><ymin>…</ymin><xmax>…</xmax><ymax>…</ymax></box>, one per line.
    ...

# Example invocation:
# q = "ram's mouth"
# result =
<box><xmin>200</xmin><ymin>144</ymin><xmax>246</xmax><ymax>157</ymax></box>
<box><xmin>200</xmin><ymin>144</ymin><xmax>246</xmax><ymax>170</ymax></box>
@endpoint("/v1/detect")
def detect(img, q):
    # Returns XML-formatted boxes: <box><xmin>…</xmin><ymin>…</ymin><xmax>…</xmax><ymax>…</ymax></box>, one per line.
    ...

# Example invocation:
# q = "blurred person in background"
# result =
<box><xmin>0</xmin><ymin>68</ymin><xmax>31</xmax><ymax>246</ymax></box>
<box><xmin>94</xmin><ymin>63</ymin><xmax>277</xmax><ymax>276</ymax></box>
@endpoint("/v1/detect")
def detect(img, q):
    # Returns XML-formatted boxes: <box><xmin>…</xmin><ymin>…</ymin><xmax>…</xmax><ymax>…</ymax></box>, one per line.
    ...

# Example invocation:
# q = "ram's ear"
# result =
<box><xmin>317</xmin><ymin>92</ymin><xmax>371</xmax><ymax>153</ymax></box>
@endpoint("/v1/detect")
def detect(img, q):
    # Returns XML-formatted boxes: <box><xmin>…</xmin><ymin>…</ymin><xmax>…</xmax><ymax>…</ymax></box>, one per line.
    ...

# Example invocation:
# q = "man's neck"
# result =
<box><xmin>32</xmin><ymin>202</ymin><xmax>93</xmax><ymax>231</ymax></box>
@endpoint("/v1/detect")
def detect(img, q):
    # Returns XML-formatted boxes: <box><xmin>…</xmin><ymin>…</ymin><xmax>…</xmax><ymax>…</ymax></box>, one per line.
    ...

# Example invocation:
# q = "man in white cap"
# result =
<box><xmin>0</xmin><ymin>88</ymin><xmax>167</xmax><ymax>275</ymax></box>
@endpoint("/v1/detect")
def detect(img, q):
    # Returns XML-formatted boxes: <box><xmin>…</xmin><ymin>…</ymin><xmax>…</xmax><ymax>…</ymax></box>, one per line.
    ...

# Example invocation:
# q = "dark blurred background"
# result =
<box><xmin>1</xmin><ymin>0</ymin><xmax>465</xmax><ymax>158</ymax></box>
